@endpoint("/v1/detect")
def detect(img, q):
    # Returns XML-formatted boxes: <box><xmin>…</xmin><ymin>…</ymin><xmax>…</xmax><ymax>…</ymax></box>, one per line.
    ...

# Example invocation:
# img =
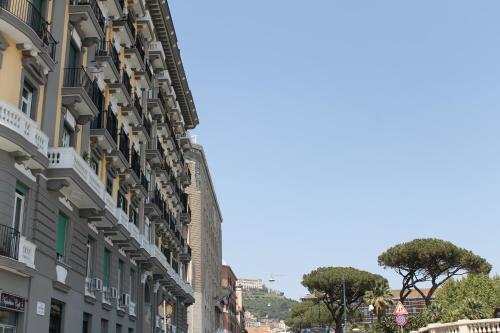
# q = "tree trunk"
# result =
<box><xmin>335</xmin><ymin>319</ymin><xmax>343</xmax><ymax>333</ymax></box>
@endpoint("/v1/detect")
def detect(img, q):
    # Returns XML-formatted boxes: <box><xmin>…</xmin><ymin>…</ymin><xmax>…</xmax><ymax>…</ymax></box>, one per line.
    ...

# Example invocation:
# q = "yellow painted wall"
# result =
<box><xmin>0</xmin><ymin>37</ymin><xmax>23</xmax><ymax>107</ymax></box>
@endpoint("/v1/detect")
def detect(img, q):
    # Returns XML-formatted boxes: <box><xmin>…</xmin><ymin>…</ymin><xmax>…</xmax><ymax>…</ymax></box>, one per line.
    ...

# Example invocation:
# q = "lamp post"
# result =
<box><xmin>368</xmin><ymin>305</ymin><xmax>374</xmax><ymax>326</ymax></box>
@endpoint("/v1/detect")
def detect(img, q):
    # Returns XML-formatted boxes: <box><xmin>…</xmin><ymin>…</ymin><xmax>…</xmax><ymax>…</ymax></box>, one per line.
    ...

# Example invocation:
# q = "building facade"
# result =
<box><xmin>237</xmin><ymin>279</ymin><xmax>263</xmax><ymax>291</ymax></box>
<box><xmin>222</xmin><ymin>264</ymin><xmax>241</xmax><ymax>333</ymax></box>
<box><xmin>185</xmin><ymin>144</ymin><xmax>224</xmax><ymax>333</ymax></box>
<box><xmin>0</xmin><ymin>0</ymin><xmax>197</xmax><ymax>331</ymax></box>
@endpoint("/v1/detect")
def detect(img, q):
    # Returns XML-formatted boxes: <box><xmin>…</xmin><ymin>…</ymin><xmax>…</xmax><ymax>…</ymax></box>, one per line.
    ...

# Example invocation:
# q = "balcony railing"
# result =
<box><xmin>122</xmin><ymin>70</ymin><xmax>132</xmax><ymax>97</ymax></box>
<box><xmin>0</xmin><ymin>101</ymin><xmax>49</xmax><ymax>155</ymax></box>
<box><xmin>97</xmin><ymin>41</ymin><xmax>120</xmax><ymax>72</ymax></box>
<box><xmin>130</xmin><ymin>148</ymin><xmax>140</xmax><ymax>178</ymax></box>
<box><xmin>69</xmin><ymin>0</ymin><xmax>105</xmax><ymax>32</ymax></box>
<box><xmin>0</xmin><ymin>224</ymin><xmax>20</xmax><ymax>260</ymax></box>
<box><xmin>119</xmin><ymin>127</ymin><xmax>129</xmax><ymax>161</ymax></box>
<box><xmin>63</xmin><ymin>67</ymin><xmax>103</xmax><ymax>111</ymax></box>
<box><xmin>0</xmin><ymin>0</ymin><xmax>57</xmax><ymax>59</ymax></box>
<box><xmin>143</xmin><ymin>117</ymin><xmax>151</xmax><ymax>138</ymax></box>
<box><xmin>140</xmin><ymin>172</ymin><xmax>149</xmax><ymax>192</ymax></box>
<box><xmin>135</xmin><ymin>35</ymin><xmax>145</xmax><ymax>62</ymax></box>
<box><xmin>157</xmin><ymin>139</ymin><xmax>165</xmax><ymax>160</ymax></box>
<box><xmin>133</xmin><ymin>92</ymin><xmax>143</xmax><ymax>119</ymax></box>
<box><xmin>145</xmin><ymin>61</ymin><xmax>152</xmax><ymax>83</ymax></box>
<box><xmin>124</xmin><ymin>11</ymin><xmax>135</xmax><ymax>40</ymax></box>
<box><xmin>90</xmin><ymin>107</ymin><xmax>118</xmax><ymax>144</ymax></box>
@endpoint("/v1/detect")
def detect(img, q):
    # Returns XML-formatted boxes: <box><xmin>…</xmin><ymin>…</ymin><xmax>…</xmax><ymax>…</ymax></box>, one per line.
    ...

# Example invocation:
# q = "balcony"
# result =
<box><xmin>47</xmin><ymin>147</ymin><xmax>105</xmax><ymax>209</ymax></box>
<box><xmin>179</xmin><ymin>244</ymin><xmax>191</xmax><ymax>262</ymax></box>
<box><xmin>134</xmin><ymin>60</ymin><xmax>152</xmax><ymax>90</ymax></box>
<box><xmin>98</xmin><ymin>0</ymin><xmax>123</xmax><ymax>20</ymax></box>
<box><xmin>90</xmin><ymin>107</ymin><xmax>118</xmax><ymax>153</ymax></box>
<box><xmin>0</xmin><ymin>0</ymin><xmax>57</xmax><ymax>67</ymax></box>
<box><xmin>136</xmin><ymin>10</ymin><xmax>154</xmax><ymax>41</ymax></box>
<box><xmin>147</xmin><ymin>90</ymin><xmax>166</xmax><ymax>119</ymax></box>
<box><xmin>0</xmin><ymin>225</ymin><xmax>37</xmax><ymax>272</ymax></box>
<box><xmin>179</xmin><ymin>166</ymin><xmax>191</xmax><ymax>187</ymax></box>
<box><xmin>108</xmin><ymin>70</ymin><xmax>132</xmax><ymax>107</ymax></box>
<box><xmin>124</xmin><ymin>92</ymin><xmax>142</xmax><ymax>128</ymax></box>
<box><xmin>106</xmin><ymin>126</ymin><xmax>130</xmax><ymax>172</ymax></box>
<box><xmin>112</xmin><ymin>12</ymin><xmax>135</xmax><ymax>47</ymax></box>
<box><xmin>146</xmin><ymin>139</ymin><xmax>165</xmax><ymax>167</ymax></box>
<box><xmin>148</xmin><ymin>41</ymin><xmax>166</xmax><ymax>71</ymax></box>
<box><xmin>0</xmin><ymin>101</ymin><xmax>49</xmax><ymax>169</ymax></box>
<box><xmin>179</xmin><ymin>133</ymin><xmax>192</xmax><ymax>152</ymax></box>
<box><xmin>61</xmin><ymin>67</ymin><xmax>102</xmax><ymax>124</ymax></box>
<box><xmin>144</xmin><ymin>187</ymin><xmax>162</xmax><ymax>218</ymax></box>
<box><xmin>124</xmin><ymin>35</ymin><xmax>145</xmax><ymax>71</ymax></box>
<box><xmin>69</xmin><ymin>0</ymin><xmax>105</xmax><ymax>41</ymax></box>
<box><xmin>179</xmin><ymin>196</ymin><xmax>191</xmax><ymax>225</ymax></box>
<box><xmin>95</xmin><ymin>41</ymin><xmax>121</xmax><ymax>83</ymax></box>
<box><xmin>123</xmin><ymin>147</ymin><xmax>140</xmax><ymax>186</ymax></box>
<box><xmin>126</xmin><ymin>0</ymin><xmax>145</xmax><ymax>18</ymax></box>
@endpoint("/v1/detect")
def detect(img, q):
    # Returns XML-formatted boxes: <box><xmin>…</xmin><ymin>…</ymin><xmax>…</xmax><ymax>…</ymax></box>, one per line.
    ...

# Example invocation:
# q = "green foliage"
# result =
<box><xmin>364</xmin><ymin>280</ymin><xmax>394</xmax><ymax>322</ymax></box>
<box><xmin>242</xmin><ymin>288</ymin><xmax>297</xmax><ymax>321</ymax></box>
<box><xmin>285</xmin><ymin>301</ymin><xmax>333</xmax><ymax>329</ymax></box>
<box><xmin>371</xmin><ymin>275</ymin><xmax>500</xmax><ymax>333</ymax></box>
<box><xmin>378</xmin><ymin>239</ymin><xmax>491</xmax><ymax>306</ymax></box>
<box><xmin>433</xmin><ymin>274</ymin><xmax>500</xmax><ymax>321</ymax></box>
<box><xmin>302</xmin><ymin>267</ymin><xmax>386</xmax><ymax>333</ymax></box>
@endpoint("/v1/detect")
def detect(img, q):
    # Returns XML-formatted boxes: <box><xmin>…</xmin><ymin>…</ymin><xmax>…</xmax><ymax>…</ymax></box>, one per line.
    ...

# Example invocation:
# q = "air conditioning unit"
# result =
<box><xmin>110</xmin><ymin>287</ymin><xmax>118</xmax><ymax>299</ymax></box>
<box><xmin>92</xmin><ymin>278</ymin><xmax>103</xmax><ymax>292</ymax></box>
<box><xmin>120</xmin><ymin>293</ymin><xmax>130</xmax><ymax>307</ymax></box>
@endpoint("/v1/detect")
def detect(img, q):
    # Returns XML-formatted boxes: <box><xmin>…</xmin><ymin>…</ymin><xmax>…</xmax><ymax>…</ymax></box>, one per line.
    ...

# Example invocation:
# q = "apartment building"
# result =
<box><xmin>0</xmin><ymin>0</ymin><xmax>197</xmax><ymax>331</ymax></box>
<box><xmin>185</xmin><ymin>144</ymin><xmax>224</xmax><ymax>333</ymax></box>
<box><xmin>238</xmin><ymin>279</ymin><xmax>263</xmax><ymax>291</ymax></box>
<box><xmin>222</xmin><ymin>264</ymin><xmax>241</xmax><ymax>333</ymax></box>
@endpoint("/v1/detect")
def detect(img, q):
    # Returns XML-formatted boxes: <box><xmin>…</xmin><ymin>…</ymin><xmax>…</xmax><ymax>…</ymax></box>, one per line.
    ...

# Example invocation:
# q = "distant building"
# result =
<box><xmin>223</xmin><ymin>264</ymin><xmax>242</xmax><ymax>333</ymax></box>
<box><xmin>186</xmin><ymin>144</ymin><xmax>224</xmax><ymax>333</ymax></box>
<box><xmin>358</xmin><ymin>288</ymin><xmax>433</xmax><ymax>323</ymax></box>
<box><xmin>239</xmin><ymin>278</ymin><xmax>264</xmax><ymax>290</ymax></box>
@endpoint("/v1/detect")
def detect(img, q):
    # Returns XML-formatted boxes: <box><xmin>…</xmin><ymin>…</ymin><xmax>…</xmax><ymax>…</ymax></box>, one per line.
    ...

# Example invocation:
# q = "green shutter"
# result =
<box><xmin>103</xmin><ymin>250</ymin><xmax>110</xmax><ymax>287</ymax></box>
<box><xmin>16</xmin><ymin>181</ymin><xmax>28</xmax><ymax>194</ymax></box>
<box><xmin>56</xmin><ymin>214</ymin><xmax>67</xmax><ymax>257</ymax></box>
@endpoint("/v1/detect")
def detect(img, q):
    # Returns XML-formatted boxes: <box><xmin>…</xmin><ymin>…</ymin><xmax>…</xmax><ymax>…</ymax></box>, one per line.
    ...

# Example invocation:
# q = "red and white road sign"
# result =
<box><xmin>393</xmin><ymin>301</ymin><xmax>409</xmax><ymax>316</ymax></box>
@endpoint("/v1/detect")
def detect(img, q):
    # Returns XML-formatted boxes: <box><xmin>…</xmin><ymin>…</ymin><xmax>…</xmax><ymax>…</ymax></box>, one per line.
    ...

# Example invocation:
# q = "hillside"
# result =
<box><xmin>243</xmin><ymin>287</ymin><xmax>297</xmax><ymax>321</ymax></box>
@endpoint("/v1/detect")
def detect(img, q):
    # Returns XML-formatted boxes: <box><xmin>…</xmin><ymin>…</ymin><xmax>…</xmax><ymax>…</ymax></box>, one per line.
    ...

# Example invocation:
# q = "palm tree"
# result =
<box><xmin>364</xmin><ymin>280</ymin><xmax>394</xmax><ymax>322</ymax></box>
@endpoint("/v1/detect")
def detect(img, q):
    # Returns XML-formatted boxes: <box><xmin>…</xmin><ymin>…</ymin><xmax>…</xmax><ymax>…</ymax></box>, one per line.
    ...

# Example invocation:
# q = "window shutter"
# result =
<box><xmin>103</xmin><ymin>250</ymin><xmax>111</xmax><ymax>287</ymax></box>
<box><xmin>16</xmin><ymin>181</ymin><xmax>28</xmax><ymax>194</ymax></box>
<box><xmin>56</xmin><ymin>214</ymin><xmax>67</xmax><ymax>257</ymax></box>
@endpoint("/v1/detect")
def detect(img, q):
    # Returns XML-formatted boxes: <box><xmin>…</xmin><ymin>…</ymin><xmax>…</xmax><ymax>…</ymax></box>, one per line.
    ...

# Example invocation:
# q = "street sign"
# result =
<box><xmin>393</xmin><ymin>301</ymin><xmax>409</xmax><ymax>316</ymax></box>
<box><xmin>395</xmin><ymin>315</ymin><xmax>408</xmax><ymax>327</ymax></box>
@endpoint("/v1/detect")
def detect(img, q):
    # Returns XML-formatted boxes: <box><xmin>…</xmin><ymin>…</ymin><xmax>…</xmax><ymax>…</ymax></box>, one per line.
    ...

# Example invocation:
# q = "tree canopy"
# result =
<box><xmin>285</xmin><ymin>301</ymin><xmax>333</xmax><ymax>330</ymax></box>
<box><xmin>378</xmin><ymin>238</ymin><xmax>491</xmax><ymax>306</ymax></box>
<box><xmin>302</xmin><ymin>267</ymin><xmax>386</xmax><ymax>333</ymax></box>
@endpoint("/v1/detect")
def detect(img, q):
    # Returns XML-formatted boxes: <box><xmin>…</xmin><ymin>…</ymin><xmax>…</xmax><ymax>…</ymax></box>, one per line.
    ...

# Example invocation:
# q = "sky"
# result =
<box><xmin>169</xmin><ymin>1</ymin><xmax>500</xmax><ymax>300</ymax></box>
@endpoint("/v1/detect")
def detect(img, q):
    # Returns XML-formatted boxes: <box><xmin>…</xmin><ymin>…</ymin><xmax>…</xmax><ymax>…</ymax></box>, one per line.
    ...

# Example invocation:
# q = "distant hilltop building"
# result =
<box><xmin>238</xmin><ymin>278</ymin><xmax>264</xmax><ymax>290</ymax></box>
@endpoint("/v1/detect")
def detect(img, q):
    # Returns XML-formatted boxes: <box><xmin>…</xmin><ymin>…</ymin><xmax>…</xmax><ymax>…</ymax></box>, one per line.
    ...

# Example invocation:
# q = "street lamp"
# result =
<box><xmin>368</xmin><ymin>305</ymin><xmax>374</xmax><ymax>326</ymax></box>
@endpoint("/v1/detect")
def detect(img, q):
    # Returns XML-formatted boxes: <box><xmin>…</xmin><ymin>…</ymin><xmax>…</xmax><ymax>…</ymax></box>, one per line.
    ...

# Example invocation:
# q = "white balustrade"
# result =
<box><xmin>412</xmin><ymin>319</ymin><xmax>500</xmax><ymax>333</ymax></box>
<box><xmin>47</xmin><ymin>147</ymin><xmax>105</xmax><ymax>200</ymax></box>
<box><xmin>129</xmin><ymin>301</ymin><xmax>136</xmax><ymax>317</ymax></box>
<box><xmin>0</xmin><ymin>100</ymin><xmax>49</xmax><ymax>154</ymax></box>
<box><xmin>18</xmin><ymin>236</ymin><xmax>36</xmax><ymax>268</ymax></box>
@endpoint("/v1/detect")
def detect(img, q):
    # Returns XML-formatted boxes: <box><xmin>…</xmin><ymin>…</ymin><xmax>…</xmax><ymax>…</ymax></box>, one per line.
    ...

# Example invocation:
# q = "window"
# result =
<box><xmin>129</xmin><ymin>206</ymin><xmax>138</xmax><ymax>226</ymax></box>
<box><xmin>116</xmin><ymin>324</ymin><xmax>122</xmax><ymax>333</ymax></box>
<box><xmin>56</xmin><ymin>214</ymin><xmax>68</xmax><ymax>260</ymax></box>
<box><xmin>90</xmin><ymin>158</ymin><xmax>99</xmax><ymax>175</ymax></box>
<box><xmin>85</xmin><ymin>238</ymin><xmax>94</xmax><ymax>278</ymax></box>
<box><xmin>82</xmin><ymin>313</ymin><xmax>91</xmax><ymax>333</ymax></box>
<box><xmin>118</xmin><ymin>260</ymin><xmax>124</xmax><ymax>294</ymax></box>
<box><xmin>144</xmin><ymin>219</ymin><xmax>149</xmax><ymax>241</ymax></box>
<box><xmin>129</xmin><ymin>269</ymin><xmax>135</xmax><ymax>300</ymax></box>
<box><xmin>13</xmin><ymin>181</ymin><xmax>27</xmax><ymax>233</ymax></box>
<box><xmin>103</xmin><ymin>249</ymin><xmax>111</xmax><ymax>288</ymax></box>
<box><xmin>118</xmin><ymin>191</ymin><xmax>128</xmax><ymax>214</ymax></box>
<box><xmin>61</xmin><ymin>122</ymin><xmax>73</xmax><ymax>147</ymax></box>
<box><xmin>21</xmin><ymin>81</ymin><xmax>34</xmax><ymax>118</ymax></box>
<box><xmin>49</xmin><ymin>300</ymin><xmax>63</xmax><ymax>333</ymax></box>
<box><xmin>100</xmin><ymin>319</ymin><xmax>108</xmax><ymax>333</ymax></box>
<box><xmin>106</xmin><ymin>171</ymin><xmax>113</xmax><ymax>195</ymax></box>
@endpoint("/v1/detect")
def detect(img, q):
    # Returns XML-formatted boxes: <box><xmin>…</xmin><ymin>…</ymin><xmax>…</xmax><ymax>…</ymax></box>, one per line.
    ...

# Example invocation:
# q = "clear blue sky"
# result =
<box><xmin>170</xmin><ymin>1</ymin><xmax>500</xmax><ymax>300</ymax></box>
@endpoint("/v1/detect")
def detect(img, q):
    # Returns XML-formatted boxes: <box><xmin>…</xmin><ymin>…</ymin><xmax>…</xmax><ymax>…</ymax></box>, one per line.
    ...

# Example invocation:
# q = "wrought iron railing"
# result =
<box><xmin>124</xmin><ymin>11</ymin><xmax>135</xmax><ymax>40</ymax></box>
<box><xmin>91</xmin><ymin>107</ymin><xmax>118</xmax><ymax>144</ymax></box>
<box><xmin>122</xmin><ymin>70</ymin><xmax>132</xmax><ymax>97</ymax></box>
<box><xmin>145</xmin><ymin>61</ymin><xmax>152</xmax><ymax>83</ymax></box>
<box><xmin>133</xmin><ymin>92</ymin><xmax>143</xmax><ymax>119</ymax></box>
<box><xmin>130</xmin><ymin>148</ymin><xmax>140</xmax><ymax>179</ymax></box>
<box><xmin>135</xmin><ymin>34</ymin><xmax>145</xmax><ymax>62</ymax></box>
<box><xmin>119</xmin><ymin>127</ymin><xmax>129</xmax><ymax>161</ymax></box>
<box><xmin>0</xmin><ymin>0</ymin><xmax>57</xmax><ymax>59</ymax></box>
<box><xmin>143</xmin><ymin>117</ymin><xmax>151</xmax><ymax>138</ymax></box>
<box><xmin>0</xmin><ymin>224</ymin><xmax>20</xmax><ymax>260</ymax></box>
<box><xmin>140</xmin><ymin>172</ymin><xmax>149</xmax><ymax>192</ymax></box>
<box><xmin>63</xmin><ymin>67</ymin><xmax>102</xmax><ymax>111</ymax></box>
<box><xmin>69</xmin><ymin>0</ymin><xmax>105</xmax><ymax>33</ymax></box>
<box><xmin>97</xmin><ymin>41</ymin><xmax>120</xmax><ymax>72</ymax></box>
<box><xmin>157</xmin><ymin>139</ymin><xmax>165</xmax><ymax>160</ymax></box>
